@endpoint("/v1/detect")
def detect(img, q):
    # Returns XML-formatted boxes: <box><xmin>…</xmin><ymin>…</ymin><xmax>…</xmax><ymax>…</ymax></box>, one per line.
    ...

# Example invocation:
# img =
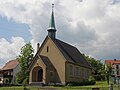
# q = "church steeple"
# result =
<box><xmin>48</xmin><ymin>3</ymin><xmax>56</xmax><ymax>40</ymax></box>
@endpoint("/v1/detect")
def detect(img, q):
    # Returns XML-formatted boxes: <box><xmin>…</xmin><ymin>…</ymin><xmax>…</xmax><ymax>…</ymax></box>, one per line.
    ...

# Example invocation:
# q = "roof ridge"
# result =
<box><xmin>4</xmin><ymin>59</ymin><xmax>18</xmax><ymax>65</ymax></box>
<box><xmin>2</xmin><ymin>59</ymin><xmax>18</xmax><ymax>70</ymax></box>
<box><xmin>56</xmin><ymin>39</ymin><xmax>76</xmax><ymax>48</ymax></box>
<box><xmin>55</xmin><ymin>39</ymin><xmax>76</xmax><ymax>63</ymax></box>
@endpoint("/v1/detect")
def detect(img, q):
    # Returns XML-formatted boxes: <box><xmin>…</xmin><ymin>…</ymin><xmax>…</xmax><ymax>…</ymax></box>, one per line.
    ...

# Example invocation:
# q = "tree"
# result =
<box><xmin>105</xmin><ymin>64</ymin><xmax>112</xmax><ymax>84</ymax></box>
<box><xmin>17</xmin><ymin>42</ymin><xmax>34</xmax><ymax>84</ymax></box>
<box><xmin>82</xmin><ymin>54</ymin><xmax>105</xmax><ymax>81</ymax></box>
<box><xmin>16</xmin><ymin>71</ymin><xmax>26</xmax><ymax>84</ymax></box>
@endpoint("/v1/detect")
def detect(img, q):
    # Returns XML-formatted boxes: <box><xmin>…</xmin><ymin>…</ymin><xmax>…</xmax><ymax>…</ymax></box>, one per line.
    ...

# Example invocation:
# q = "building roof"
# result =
<box><xmin>38</xmin><ymin>55</ymin><xmax>55</xmax><ymax>68</ymax></box>
<box><xmin>2</xmin><ymin>59</ymin><xmax>19</xmax><ymax>70</ymax></box>
<box><xmin>105</xmin><ymin>60</ymin><xmax>120</xmax><ymax>65</ymax></box>
<box><xmin>54</xmin><ymin>39</ymin><xmax>91</xmax><ymax>68</ymax></box>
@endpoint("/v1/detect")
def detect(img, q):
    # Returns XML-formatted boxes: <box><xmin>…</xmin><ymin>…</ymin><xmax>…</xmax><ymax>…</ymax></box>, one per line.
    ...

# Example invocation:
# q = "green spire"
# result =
<box><xmin>48</xmin><ymin>3</ymin><xmax>56</xmax><ymax>40</ymax></box>
<box><xmin>48</xmin><ymin>3</ymin><xmax>56</xmax><ymax>30</ymax></box>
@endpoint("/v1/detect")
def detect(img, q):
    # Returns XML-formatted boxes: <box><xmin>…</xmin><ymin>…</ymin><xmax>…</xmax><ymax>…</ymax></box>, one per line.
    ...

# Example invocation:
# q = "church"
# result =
<box><xmin>29</xmin><ymin>4</ymin><xmax>92</xmax><ymax>85</ymax></box>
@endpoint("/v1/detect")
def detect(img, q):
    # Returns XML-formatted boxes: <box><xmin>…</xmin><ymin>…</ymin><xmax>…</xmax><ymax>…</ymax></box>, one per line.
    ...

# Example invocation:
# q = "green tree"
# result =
<box><xmin>105</xmin><ymin>64</ymin><xmax>112</xmax><ymax>84</ymax></box>
<box><xmin>82</xmin><ymin>54</ymin><xmax>105</xmax><ymax>81</ymax></box>
<box><xmin>16</xmin><ymin>71</ymin><xmax>26</xmax><ymax>84</ymax></box>
<box><xmin>17</xmin><ymin>42</ymin><xmax>34</xmax><ymax>84</ymax></box>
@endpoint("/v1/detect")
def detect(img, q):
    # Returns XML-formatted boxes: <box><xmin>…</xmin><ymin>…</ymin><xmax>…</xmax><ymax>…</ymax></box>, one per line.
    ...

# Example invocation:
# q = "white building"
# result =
<box><xmin>105</xmin><ymin>59</ymin><xmax>120</xmax><ymax>84</ymax></box>
<box><xmin>1</xmin><ymin>59</ymin><xmax>20</xmax><ymax>85</ymax></box>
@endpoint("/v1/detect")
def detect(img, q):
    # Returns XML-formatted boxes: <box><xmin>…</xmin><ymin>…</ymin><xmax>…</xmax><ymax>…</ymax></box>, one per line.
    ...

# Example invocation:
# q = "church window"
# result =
<box><xmin>82</xmin><ymin>68</ymin><xmax>85</xmax><ymax>79</ymax></box>
<box><xmin>86</xmin><ymin>70</ymin><xmax>89</xmax><ymax>78</ymax></box>
<box><xmin>50</xmin><ymin>71</ymin><xmax>54</xmax><ymax>77</ymax></box>
<box><xmin>75</xmin><ymin>67</ymin><xmax>80</xmax><ymax>77</ymax></box>
<box><xmin>69</xmin><ymin>65</ymin><xmax>74</xmax><ymax>76</ymax></box>
<box><xmin>47</xmin><ymin>46</ymin><xmax>49</xmax><ymax>52</ymax></box>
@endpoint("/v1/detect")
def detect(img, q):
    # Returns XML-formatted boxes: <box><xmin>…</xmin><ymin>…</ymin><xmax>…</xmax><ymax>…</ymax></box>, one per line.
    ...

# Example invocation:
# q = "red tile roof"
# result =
<box><xmin>105</xmin><ymin>60</ymin><xmax>120</xmax><ymax>65</ymax></box>
<box><xmin>2</xmin><ymin>59</ymin><xmax>19</xmax><ymax>70</ymax></box>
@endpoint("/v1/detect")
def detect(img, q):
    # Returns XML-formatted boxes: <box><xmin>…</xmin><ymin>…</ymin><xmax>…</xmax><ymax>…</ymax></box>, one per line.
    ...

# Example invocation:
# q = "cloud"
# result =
<box><xmin>54</xmin><ymin>0</ymin><xmax>120</xmax><ymax>60</ymax></box>
<box><xmin>0</xmin><ymin>0</ymin><xmax>120</xmax><ymax>67</ymax></box>
<box><xmin>0</xmin><ymin>37</ymin><xmax>25</xmax><ymax>67</ymax></box>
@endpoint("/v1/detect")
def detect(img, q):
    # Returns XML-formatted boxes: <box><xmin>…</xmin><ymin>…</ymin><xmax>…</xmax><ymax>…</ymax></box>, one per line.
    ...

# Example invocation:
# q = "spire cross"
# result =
<box><xmin>52</xmin><ymin>3</ymin><xmax>54</xmax><ymax>10</ymax></box>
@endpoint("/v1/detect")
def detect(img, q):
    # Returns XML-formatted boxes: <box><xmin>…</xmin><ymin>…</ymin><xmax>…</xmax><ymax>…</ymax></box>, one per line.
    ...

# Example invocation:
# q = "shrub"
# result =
<box><xmin>88</xmin><ymin>76</ymin><xmax>96</xmax><ymax>85</ymax></box>
<box><xmin>16</xmin><ymin>71</ymin><xmax>25</xmax><ymax>84</ymax></box>
<box><xmin>66</xmin><ymin>82</ymin><xmax>81</xmax><ymax>86</ymax></box>
<box><xmin>66</xmin><ymin>81</ymin><xmax>94</xmax><ymax>86</ymax></box>
<box><xmin>66</xmin><ymin>76</ymin><xmax>96</xmax><ymax>86</ymax></box>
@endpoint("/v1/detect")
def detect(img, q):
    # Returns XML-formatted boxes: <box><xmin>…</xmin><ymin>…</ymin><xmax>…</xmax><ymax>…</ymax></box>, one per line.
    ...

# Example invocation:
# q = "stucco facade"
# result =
<box><xmin>29</xmin><ymin>37</ymin><xmax>92</xmax><ymax>85</ymax></box>
<box><xmin>65</xmin><ymin>62</ymin><xmax>91</xmax><ymax>83</ymax></box>
<box><xmin>40</xmin><ymin>38</ymin><xmax>66</xmax><ymax>84</ymax></box>
<box><xmin>29</xmin><ymin>37</ymin><xmax>66</xmax><ymax>85</ymax></box>
<box><xmin>105</xmin><ymin>59</ymin><xmax>120</xmax><ymax>84</ymax></box>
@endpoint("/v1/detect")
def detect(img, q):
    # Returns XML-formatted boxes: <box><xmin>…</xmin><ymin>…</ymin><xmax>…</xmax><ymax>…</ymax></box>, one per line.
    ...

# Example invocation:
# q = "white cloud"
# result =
<box><xmin>0</xmin><ymin>37</ymin><xmax>25</xmax><ymax>67</ymax></box>
<box><xmin>0</xmin><ymin>0</ymin><xmax>120</xmax><ymax>67</ymax></box>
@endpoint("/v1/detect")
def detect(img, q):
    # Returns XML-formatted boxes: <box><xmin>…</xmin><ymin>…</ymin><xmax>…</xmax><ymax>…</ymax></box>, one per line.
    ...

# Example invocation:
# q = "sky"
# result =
<box><xmin>0</xmin><ymin>0</ymin><xmax>120</xmax><ymax>67</ymax></box>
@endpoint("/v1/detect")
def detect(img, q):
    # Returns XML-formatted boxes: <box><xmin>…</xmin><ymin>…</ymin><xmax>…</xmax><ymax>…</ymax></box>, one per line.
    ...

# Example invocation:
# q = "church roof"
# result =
<box><xmin>2</xmin><ymin>59</ymin><xmax>19</xmax><ymax>70</ymax></box>
<box><xmin>39</xmin><ymin>55</ymin><xmax>55</xmax><ymax>68</ymax></box>
<box><xmin>29</xmin><ymin>53</ymin><xmax>55</xmax><ymax>70</ymax></box>
<box><xmin>54</xmin><ymin>39</ymin><xmax>91</xmax><ymax>68</ymax></box>
<box><xmin>29</xmin><ymin>36</ymin><xmax>91</xmax><ymax>71</ymax></box>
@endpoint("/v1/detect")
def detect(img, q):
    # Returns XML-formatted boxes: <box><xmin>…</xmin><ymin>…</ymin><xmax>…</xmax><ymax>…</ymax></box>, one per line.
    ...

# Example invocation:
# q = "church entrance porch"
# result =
<box><xmin>32</xmin><ymin>66</ymin><xmax>43</xmax><ymax>82</ymax></box>
<box><xmin>37</xmin><ymin>69</ymin><xmax>43</xmax><ymax>82</ymax></box>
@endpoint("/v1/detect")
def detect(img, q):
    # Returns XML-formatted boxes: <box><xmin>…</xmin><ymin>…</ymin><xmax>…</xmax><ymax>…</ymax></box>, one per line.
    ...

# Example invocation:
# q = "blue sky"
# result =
<box><xmin>0</xmin><ymin>16</ymin><xmax>31</xmax><ymax>42</ymax></box>
<box><xmin>0</xmin><ymin>0</ymin><xmax>120</xmax><ymax>67</ymax></box>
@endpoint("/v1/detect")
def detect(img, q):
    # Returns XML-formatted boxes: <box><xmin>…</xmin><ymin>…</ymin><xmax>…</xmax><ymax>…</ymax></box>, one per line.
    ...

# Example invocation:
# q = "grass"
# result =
<box><xmin>55</xmin><ymin>81</ymin><xmax>110</xmax><ymax>90</ymax></box>
<box><xmin>0</xmin><ymin>81</ymin><xmax>120</xmax><ymax>90</ymax></box>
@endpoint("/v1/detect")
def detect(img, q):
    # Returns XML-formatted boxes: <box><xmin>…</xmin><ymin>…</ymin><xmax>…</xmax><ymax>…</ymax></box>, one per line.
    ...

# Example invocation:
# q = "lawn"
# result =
<box><xmin>0</xmin><ymin>81</ymin><xmax>120</xmax><ymax>90</ymax></box>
